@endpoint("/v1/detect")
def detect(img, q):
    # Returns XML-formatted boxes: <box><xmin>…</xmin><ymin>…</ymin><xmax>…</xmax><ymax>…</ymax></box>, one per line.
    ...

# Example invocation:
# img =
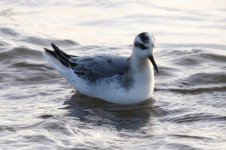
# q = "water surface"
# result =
<box><xmin>0</xmin><ymin>0</ymin><xmax>226</xmax><ymax>149</ymax></box>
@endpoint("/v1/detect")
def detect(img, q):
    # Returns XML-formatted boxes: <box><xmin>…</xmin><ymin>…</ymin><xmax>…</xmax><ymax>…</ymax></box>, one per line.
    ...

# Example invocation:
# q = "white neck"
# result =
<box><xmin>130</xmin><ymin>48</ymin><xmax>153</xmax><ymax>74</ymax></box>
<box><xmin>125</xmin><ymin>49</ymin><xmax>155</xmax><ymax>97</ymax></box>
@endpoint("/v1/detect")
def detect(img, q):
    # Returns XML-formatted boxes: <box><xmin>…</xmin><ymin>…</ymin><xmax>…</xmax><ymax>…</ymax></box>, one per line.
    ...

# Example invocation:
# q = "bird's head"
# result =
<box><xmin>133</xmin><ymin>32</ymin><xmax>159</xmax><ymax>74</ymax></box>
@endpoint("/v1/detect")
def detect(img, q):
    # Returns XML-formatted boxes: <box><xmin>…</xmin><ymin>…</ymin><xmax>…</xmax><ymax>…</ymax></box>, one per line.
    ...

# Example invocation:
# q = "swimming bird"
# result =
<box><xmin>43</xmin><ymin>32</ymin><xmax>159</xmax><ymax>104</ymax></box>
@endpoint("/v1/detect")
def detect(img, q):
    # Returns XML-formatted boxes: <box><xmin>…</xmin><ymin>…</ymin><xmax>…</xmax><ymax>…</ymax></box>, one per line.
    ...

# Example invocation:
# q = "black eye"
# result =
<box><xmin>135</xmin><ymin>42</ymin><xmax>147</xmax><ymax>50</ymax></box>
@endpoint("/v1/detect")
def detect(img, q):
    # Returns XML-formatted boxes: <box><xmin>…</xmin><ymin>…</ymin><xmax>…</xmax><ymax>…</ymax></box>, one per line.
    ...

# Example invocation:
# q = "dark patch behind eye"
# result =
<box><xmin>135</xmin><ymin>42</ymin><xmax>147</xmax><ymax>50</ymax></box>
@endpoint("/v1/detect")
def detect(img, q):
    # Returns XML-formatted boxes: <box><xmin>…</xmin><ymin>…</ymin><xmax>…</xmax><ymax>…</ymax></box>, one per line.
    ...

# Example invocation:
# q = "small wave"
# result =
<box><xmin>157</xmin><ymin>86</ymin><xmax>226</xmax><ymax>94</ymax></box>
<box><xmin>161</xmin><ymin>48</ymin><xmax>226</xmax><ymax>67</ymax></box>
<box><xmin>20</xmin><ymin>36</ymin><xmax>78</xmax><ymax>47</ymax></box>
<box><xmin>0</xmin><ymin>125</ymin><xmax>16</xmax><ymax>132</ymax></box>
<box><xmin>157</xmin><ymin>70</ymin><xmax>226</xmax><ymax>94</ymax></box>
<box><xmin>0</xmin><ymin>27</ymin><xmax>20</xmax><ymax>37</ymax></box>
<box><xmin>156</xmin><ymin>48</ymin><xmax>226</xmax><ymax>94</ymax></box>
<box><xmin>0</xmin><ymin>46</ymin><xmax>63</xmax><ymax>83</ymax></box>
<box><xmin>0</xmin><ymin>41</ymin><xmax>11</xmax><ymax>47</ymax></box>
<box><xmin>0</xmin><ymin>47</ymin><xmax>41</xmax><ymax>60</ymax></box>
<box><xmin>176</xmin><ymin>53</ymin><xmax>226</xmax><ymax>66</ymax></box>
<box><xmin>200</xmin><ymin>52</ymin><xmax>226</xmax><ymax>63</ymax></box>
<box><xmin>40</xmin><ymin>120</ymin><xmax>74</xmax><ymax>135</ymax></box>
<box><xmin>164</xmin><ymin>143</ymin><xmax>199</xmax><ymax>150</ymax></box>
<box><xmin>183</xmin><ymin>72</ymin><xmax>226</xmax><ymax>85</ymax></box>
<box><xmin>163</xmin><ymin>113</ymin><xmax>226</xmax><ymax>124</ymax></box>
<box><xmin>170</xmin><ymin>134</ymin><xmax>212</xmax><ymax>141</ymax></box>
<box><xmin>160</xmin><ymin>43</ymin><xmax>226</xmax><ymax>50</ymax></box>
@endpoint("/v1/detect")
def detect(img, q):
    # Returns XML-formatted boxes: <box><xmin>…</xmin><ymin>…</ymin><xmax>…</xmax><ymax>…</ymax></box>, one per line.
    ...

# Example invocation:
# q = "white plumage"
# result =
<box><xmin>43</xmin><ymin>32</ymin><xmax>159</xmax><ymax>104</ymax></box>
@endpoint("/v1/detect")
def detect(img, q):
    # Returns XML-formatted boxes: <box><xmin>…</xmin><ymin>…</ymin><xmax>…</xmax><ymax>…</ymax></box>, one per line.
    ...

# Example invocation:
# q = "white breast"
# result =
<box><xmin>83</xmin><ymin>64</ymin><xmax>155</xmax><ymax>104</ymax></box>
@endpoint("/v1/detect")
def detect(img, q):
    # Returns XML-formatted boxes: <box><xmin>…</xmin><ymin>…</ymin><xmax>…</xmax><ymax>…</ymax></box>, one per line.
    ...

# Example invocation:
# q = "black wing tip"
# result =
<box><xmin>44</xmin><ymin>46</ymin><xmax>69</xmax><ymax>67</ymax></box>
<box><xmin>51</xmin><ymin>43</ymin><xmax>56</xmax><ymax>48</ymax></box>
<box><xmin>47</xmin><ymin>43</ymin><xmax>78</xmax><ymax>68</ymax></box>
<box><xmin>50</xmin><ymin>43</ymin><xmax>78</xmax><ymax>57</ymax></box>
<box><xmin>51</xmin><ymin>43</ymin><xmax>60</xmax><ymax>52</ymax></box>
<box><xmin>44</xmin><ymin>47</ymin><xmax>51</xmax><ymax>52</ymax></box>
<box><xmin>44</xmin><ymin>47</ymin><xmax>53</xmax><ymax>54</ymax></box>
<box><xmin>44</xmin><ymin>47</ymin><xmax>57</xmax><ymax>59</ymax></box>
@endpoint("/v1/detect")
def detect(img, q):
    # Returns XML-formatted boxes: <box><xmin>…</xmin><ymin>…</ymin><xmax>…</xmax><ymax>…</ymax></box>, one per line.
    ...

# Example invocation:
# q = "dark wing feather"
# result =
<box><xmin>44</xmin><ymin>43</ymin><xmax>77</xmax><ymax>68</ymax></box>
<box><xmin>44</xmin><ymin>43</ymin><xmax>129</xmax><ymax>82</ymax></box>
<box><xmin>71</xmin><ymin>55</ymin><xmax>129</xmax><ymax>82</ymax></box>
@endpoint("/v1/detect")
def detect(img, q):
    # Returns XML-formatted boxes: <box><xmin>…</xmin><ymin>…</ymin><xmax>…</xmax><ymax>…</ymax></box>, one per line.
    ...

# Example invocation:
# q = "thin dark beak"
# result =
<box><xmin>148</xmin><ymin>55</ymin><xmax>159</xmax><ymax>74</ymax></box>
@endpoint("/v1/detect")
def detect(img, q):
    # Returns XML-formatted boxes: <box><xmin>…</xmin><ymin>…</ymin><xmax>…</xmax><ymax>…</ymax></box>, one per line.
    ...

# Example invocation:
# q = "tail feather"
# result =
<box><xmin>51</xmin><ymin>43</ymin><xmax>71</xmax><ymax>59</ymax></box>
<box><xmin>43</xmin><ymin>44</ymin><xmax>80</xmax><ymax>86</ymax></box>
<box><xmin>44</xmin><ymin>48</ymin><xmax>57</xmax><ymax>59</ymax></box>
<box><xmin>44</xmin><ymin>43</ymin><xmax>77</xmax><ymax>68</ymax></box>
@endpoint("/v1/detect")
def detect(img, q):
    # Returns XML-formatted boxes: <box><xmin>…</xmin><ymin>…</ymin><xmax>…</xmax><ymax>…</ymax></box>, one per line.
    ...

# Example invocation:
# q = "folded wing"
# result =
<box><xmin>44</xmin><ymin>43</ymin><xmax>129</xmax><ymax>82</ymax></box>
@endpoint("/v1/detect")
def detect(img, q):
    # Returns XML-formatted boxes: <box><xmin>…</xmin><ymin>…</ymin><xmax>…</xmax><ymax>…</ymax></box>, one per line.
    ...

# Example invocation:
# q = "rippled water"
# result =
<box><xmin>0</xmin><ymin>0</ymin><xmax>226</xmax><ymax>149</ymax></box>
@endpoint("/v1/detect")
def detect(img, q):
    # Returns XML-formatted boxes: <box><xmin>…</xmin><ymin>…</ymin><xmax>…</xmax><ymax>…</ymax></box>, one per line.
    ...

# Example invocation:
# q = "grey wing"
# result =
<box><xmin>44</xmin><ymin>43</ymin><xmax>129</xmax><ymax>82</ymax></box>
<box><xmin>71</xmin><ymin>55</ymin><xmax>129</xmax><ymax>82</ymax></box>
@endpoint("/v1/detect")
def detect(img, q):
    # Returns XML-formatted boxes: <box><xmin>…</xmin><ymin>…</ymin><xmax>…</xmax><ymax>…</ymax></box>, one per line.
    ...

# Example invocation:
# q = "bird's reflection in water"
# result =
<box><xmin>63</xmin><ymin>92</ymin><xmax>154</xmax><ymax>130</ymax></box>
